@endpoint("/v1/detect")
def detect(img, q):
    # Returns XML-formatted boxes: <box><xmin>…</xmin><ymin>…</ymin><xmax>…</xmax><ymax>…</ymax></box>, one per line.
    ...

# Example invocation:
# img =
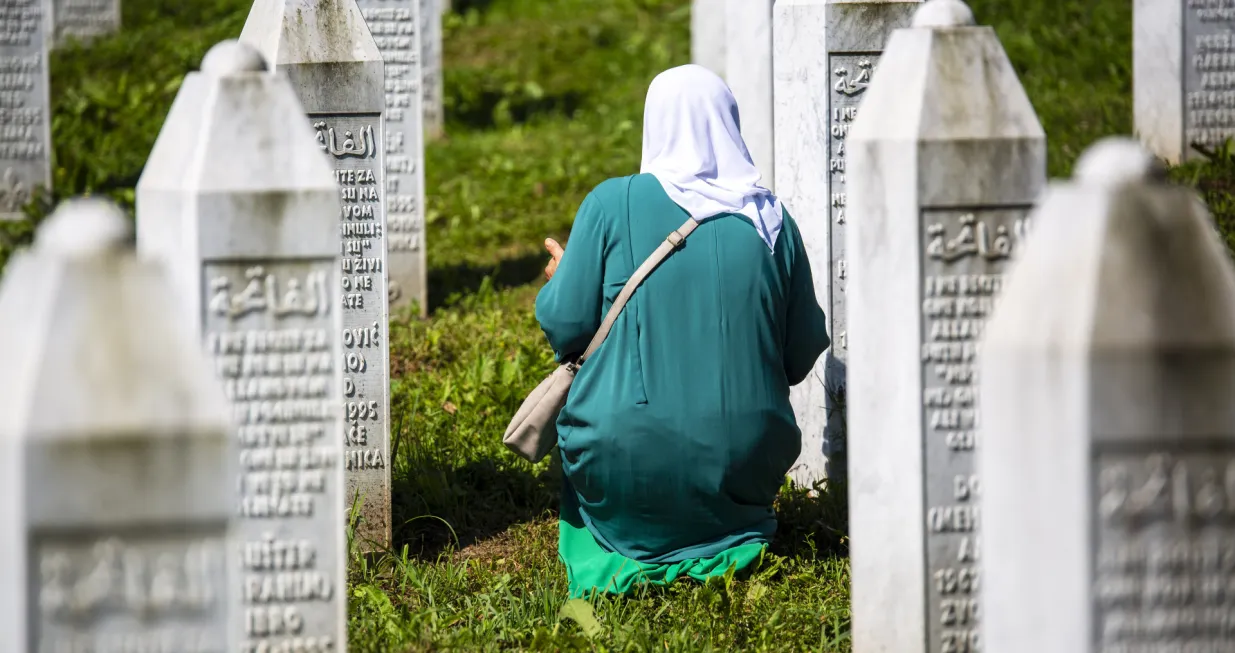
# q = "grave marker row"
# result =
<box><xmin>0</xmin><ymin>16</ymin><xmax>442</xmax><ymax>641</ymax></box>
<box><xmin>842</xmin><ymin>1</ymin><xmax>1045</xmax><ymax>651</ymax></box>
<box><xmin>239</xmin><ymin>0</ymin><xmax>394</xmax><ymax>553</ymax></box>
<box><xmin>137</xmin><ymin>39</ymin><xmax>348</xmax><ymax>649</ymax></box>
<box><xmin>829</xmin><ymin>3</ymin><xmax>1235</xmax><ymax>652</ymax></box>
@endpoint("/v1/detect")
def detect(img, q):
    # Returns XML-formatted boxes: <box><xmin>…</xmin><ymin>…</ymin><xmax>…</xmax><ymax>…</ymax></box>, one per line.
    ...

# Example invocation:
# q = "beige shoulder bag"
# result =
<box><xmin>503</xmin><ymin>217</ymin><xmax>700</xmax><ymax>462</ymax></box>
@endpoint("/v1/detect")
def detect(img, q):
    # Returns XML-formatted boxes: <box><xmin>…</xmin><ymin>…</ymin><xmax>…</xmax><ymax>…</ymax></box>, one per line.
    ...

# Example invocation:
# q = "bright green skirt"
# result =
<box><xmin>558</xmin><ymin>481</ymin><xmax>768</xmax><ymax>598</ymax></box>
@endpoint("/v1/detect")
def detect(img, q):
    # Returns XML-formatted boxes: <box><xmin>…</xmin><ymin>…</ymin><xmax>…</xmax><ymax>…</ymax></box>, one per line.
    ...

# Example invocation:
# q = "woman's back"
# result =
<box><xmin>536</xmin><ymin>173</ymin><xmax>829</xmax><ymax>563</ymax></box>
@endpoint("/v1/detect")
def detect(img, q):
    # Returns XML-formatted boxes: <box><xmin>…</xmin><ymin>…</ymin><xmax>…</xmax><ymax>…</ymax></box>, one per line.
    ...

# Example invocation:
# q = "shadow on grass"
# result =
<box><xmin>428</xmin><ymin>249</ymin><xmax>546</xmax><ymax>310</ymax></box>
<box><xmin>772</xmin><ymin>480</ymin><xmax>849</xmax><ymax>560</ymax></box>
<box><xmin>391</xmin><ymin>453</ymin><xmax>561</xmax><ymax>559</ymax></box>
<box><xmin>390</xmin><ymin>454</ymin><xmax>849</xmax><ymax>564</ymax></box>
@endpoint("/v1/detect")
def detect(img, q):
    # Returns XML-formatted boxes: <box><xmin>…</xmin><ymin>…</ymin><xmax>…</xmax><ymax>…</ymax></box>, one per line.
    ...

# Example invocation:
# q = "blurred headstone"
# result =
<box><xmin>50</xmin><ymin>0</ymin><xmax>120</xmax><ymax>47</ymax></box>
<box><xmin>774</xmin><ymin>0</ymin><xmax>921</xmax><ymax>486</ymax></box>
<box><xmin>357</xmin><ymin>0</ymin><xmax>430</xmax><ymax>315</ymax></box>
<box><xmin>846</xmin><ymin>1</ymin><xmax>1045</xmax><ymax>650</ymax></box>
<box><xmin>0</xmin><ymin>0</ymin><xmax>52</xmax><ymax>220</ymax></box>
<box><xmin>136</xmin><ymin>40</ymin><xmax>348</xmax><ymax>648</ymax></box>
<box><xmin>421</xmin><ymin>0</ymin><xmax>443</xmax><ymax>138</ymax></box>
<box><xmin>242</xmin><ymin>0</ymin><xmax>394</xmax><ymax>551</ymax></box>
<box><xmin>1135</xmin><ymin>0</ymin><xmax>1235</xmax><ymax>164</ymax></box>
<box><xmin>725</xmin><ymin>0</ymin><xmax>774</xmax><ymax>188</ymax></box>
<box><xmin>0</xmin><ymin>199</ymin><xmax>236</xmax><ymax>648</ymax></box>
<box><xmin>692</xmin><ymin>0</ymin><xmax>726</xmax><ymax>78</ymax></box>
<box><xmin>980</xmin><ymin>137</ymin><xmax>1235</xmax><ymax>652</ymax></box>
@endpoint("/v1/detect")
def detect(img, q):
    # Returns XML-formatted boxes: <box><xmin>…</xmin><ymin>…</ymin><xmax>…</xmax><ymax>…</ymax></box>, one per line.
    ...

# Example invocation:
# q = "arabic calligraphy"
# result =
<box><xmin>926</xmin><ymin>213</ymin><xmax>1028</xmax><ymax>263</ymax></box>
<box><xmin>209</xmin><ymin>266</ymin><xmax>330</xmax><ymax>321</ymax></box>
<box><xmin>833</xmin><ymin>59</ymin><xmax>874</xmax><ymax>97</ymax></box>
<box><xmin>313</xmin><ymin>121</ymin><xmax>377</xmax><ymax>159</ymax></box>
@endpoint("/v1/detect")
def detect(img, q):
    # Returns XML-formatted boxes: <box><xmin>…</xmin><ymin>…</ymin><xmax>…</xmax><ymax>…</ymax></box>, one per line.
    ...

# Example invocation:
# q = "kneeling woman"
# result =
<box><xmin>535</xmin><ymin>64</ymin><xmax>830</xmax><ymax>597</ymax></box>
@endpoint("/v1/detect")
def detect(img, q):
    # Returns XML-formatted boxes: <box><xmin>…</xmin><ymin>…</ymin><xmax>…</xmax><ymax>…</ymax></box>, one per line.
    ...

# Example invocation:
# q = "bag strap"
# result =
<box><xmin>577</xmin><ymin>217</ymin><xmax>699</xmax><ymax>364</ymax></box>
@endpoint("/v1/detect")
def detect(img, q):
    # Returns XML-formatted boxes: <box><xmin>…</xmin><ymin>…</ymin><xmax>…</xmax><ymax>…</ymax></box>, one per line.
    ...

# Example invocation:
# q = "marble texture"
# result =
<box><xmin>691</xmin><ymin>0</ymin><xmax>726</xmax><ymax>78</ymax></box>
<box><xmin>0</xmin><ymin>0</ymin><xmax>52</xmax><ymax>221</ymax></box>
<box><xmin>980</xmin><ymin>137</ymin><xmax>1235</xmax><ymax>652</ymax></box>
<box><xmin>0</xmin><ymin>199</ymin><xmax>236</xmax><ymax>648</ymax></box>
<box><xmin>136</xmin><ymin>40</ymin><xmax>348</xmax><ymax>649</ymax></box>
<box><xmin>1133</xmin><ymin>0</ymin><xmax>1183</xmax><ymax>163</ymax></box>
<box><xmin>845</xmin><ymin>1</ymin><xmax>1045</xmax><ymax>650</ymax></box>
<box><xmin>725</xmin><ymin>0</ymin><xmax>775</xmax><ymax>189</ymax></box>
<box><xmin>774</xmin><ymin>0</ymin><xmax>920</xmax><ymax>486</ymax></box>
<box><xmin>241</xmin><ymin>0</ymin><xmax>395</xmax><ymax>552</ymax></box>
<box><xmin>357</xmin><ymin>0</ymin><xmax>430</xmax><ymax>315</ymax></box>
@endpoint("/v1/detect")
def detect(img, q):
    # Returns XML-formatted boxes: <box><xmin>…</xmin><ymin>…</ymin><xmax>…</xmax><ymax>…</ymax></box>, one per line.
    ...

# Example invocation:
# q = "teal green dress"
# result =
<box><xmin>535</xmin><ymin>174</ymin><xmax>829</xmax><ymax>597</ymax></box>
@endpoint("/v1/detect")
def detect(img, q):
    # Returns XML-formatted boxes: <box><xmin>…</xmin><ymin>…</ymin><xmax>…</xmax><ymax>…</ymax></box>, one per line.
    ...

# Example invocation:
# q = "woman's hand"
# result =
<box><xmin>544</xmin><ymin>238</ymin><xmax>564</xmax><ymax>280</ymax></box>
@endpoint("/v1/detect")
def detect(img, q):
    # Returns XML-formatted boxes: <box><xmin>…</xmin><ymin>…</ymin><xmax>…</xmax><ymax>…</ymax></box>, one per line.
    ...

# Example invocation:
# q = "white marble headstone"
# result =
<box><xmin>1134</xmin><ymin>0</ymin><xmax>1235</xmax><ymax>163</ymax></box>
<box><xmin>0</xmin><ymin>199</ymin><xmax>237</xmax><ymax>649</ymax></box>
<box><xmin>980</xmin><ymin>137</ymin><xmax>1235</xmax><ymax>652</ymax></box>
<box><xmin>135</xmin><ymin>40</ymin><xmax>348</xmax><ymax>649</ymax></box>
<box><xmin>357</xmin><ymin>0</ymin><xmax>429</xmax><ymax>315</ymax></box>
<box><xmin>240</xmin><ymin>0</ymin><xmax>394</xmax><ymax>551</ymax></box>
<box><xmin>49</xmin><ymin>0</ymin><xmax>120</xmax><ymax>47</ymax></box>
<box><xmin>846</xmin><ymin>1</ymin><xmax>1045</xmax><ymax>650</ymax></box>
<box><xmin>692</xmin><ymin>0</ymin><xmax>726</xmax><ymax>78</ymax></box>
<box><xmin>0</xmin><ymin>0</ymin><xmax>52</xmax><ymax>221</ymax></box>
<box><xmin>724</xmin><ymin>0</ymin><xmax>774</xmax><ymax>188</ymax></box>
<box><xmin>774</xmin><ymin>0</ymin><xmax>921</xmax><ymax>486</ymax></box>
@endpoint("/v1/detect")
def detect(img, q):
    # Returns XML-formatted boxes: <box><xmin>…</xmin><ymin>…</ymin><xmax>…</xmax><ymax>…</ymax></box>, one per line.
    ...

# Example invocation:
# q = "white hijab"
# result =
<box><xmin>640</xmin><ymin>64</ymin><xmax>783</xmax><ymax>250</ymax></box>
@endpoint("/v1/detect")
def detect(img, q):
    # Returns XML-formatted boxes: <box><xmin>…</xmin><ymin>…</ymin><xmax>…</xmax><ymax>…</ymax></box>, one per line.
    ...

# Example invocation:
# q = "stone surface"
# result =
<box><xmin>135</xmin><ymin>39</ymin><xmax>348</xmax><ymax>649</ymax></box>
<box><xmin>49</xmin><ymin>0</ymin><xmax>120</xmax><ymax>47</ymax></box>
<box><xmin>0</xmin><ymin>0</ymin><xmax>52</xmax><ymax>221</ymax></box>
<box><xmin>420</xmin><ymin>0</ymin><xmax>443</xmax><ymax>138</ymax></box>
<box><xmin>357</xmin><ymin>0</ymin><xmax>429</xmax><ymax>315</ymax></box>
<box><xmin>845</xmin><ymin>0</ymin><xmax>1045</xmax><ymax>650</ymax></box>
<box><xmin>725</xmin><ymin>0</ymin><xmax>774</xmax><ymax>188</ymax></box>
<box><xmin>0</xmin><ymin>199</ymin><xmax>237</xmax><ymax>648</ymax></box>
<box><xmin>691</xmin><ymin>0</ymin><xmax>725</xmax><ymax>78</ymax></box>
<box><xmin>980</xmin><ymin>136</ymin><xmax>1235</xmax><ymax>652</ymax></box>
<box><xmin>241</xmin><ymin>0</ymin><xmax>394</xmax><ymax>551</ymax></box>
<box><xmin>1134</xmin><ymin>0</ymin><xmax>1235</xmax><ymax>164</ymax></box>
<box><xmin>774</xmin><ymin>0</ymin><xmax>921</xmax><ymax>486</ymax></box>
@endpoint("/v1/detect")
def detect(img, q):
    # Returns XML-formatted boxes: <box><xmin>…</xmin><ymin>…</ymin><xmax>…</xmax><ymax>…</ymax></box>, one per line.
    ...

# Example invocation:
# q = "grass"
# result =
<box><xmin>6</xmin><ymin>0</ymin><xmax>1235</xmax><ymax>649</ymax></box>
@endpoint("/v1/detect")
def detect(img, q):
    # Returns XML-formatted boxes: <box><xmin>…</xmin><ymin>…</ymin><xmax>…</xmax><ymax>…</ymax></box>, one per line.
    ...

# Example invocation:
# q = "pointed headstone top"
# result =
<box><xmin>1073</xmin><ymin>137</ymin><xmax>1169</xmax><ymax>187</ymax></box>
<box><xmin>912</xmin><ymin>0</ymin><xmax>975</xmax><ymax>27</ymax></box>
<box><xmin>202</xmin><ymin>39</ymin><xmax>268</xmax><ymax>76</ymax></box>
<box><xmin>36</xmin><ymin>198</ymin><xmax>131</xmax><ymax>256</ymax></box>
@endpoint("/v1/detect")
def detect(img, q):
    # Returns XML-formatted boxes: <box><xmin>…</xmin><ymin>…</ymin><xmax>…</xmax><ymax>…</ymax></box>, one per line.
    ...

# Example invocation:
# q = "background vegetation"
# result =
<box><xmin>3</xmin><ymin>0</ymin><xmax>1230</xmax><ymax>649</ymax></box>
